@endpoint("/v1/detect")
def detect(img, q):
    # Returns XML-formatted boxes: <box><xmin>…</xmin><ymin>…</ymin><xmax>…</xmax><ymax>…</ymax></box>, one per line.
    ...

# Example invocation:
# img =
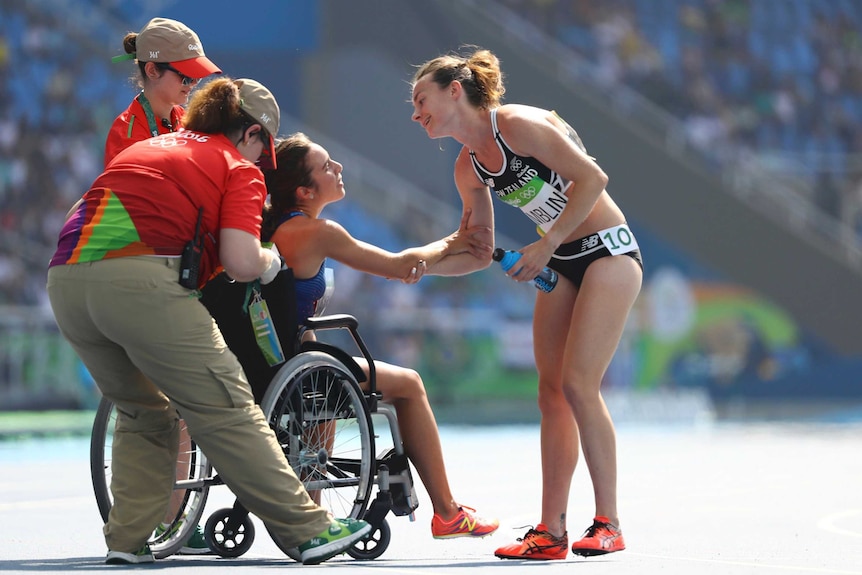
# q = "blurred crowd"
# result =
<box><xmin>8</xmin><ymin>1</ymin><xmax>862</xmax><ymax>308</ymax></box>
<box><xmin>9</xmin><ymin>0</ymin><xmax>851</xmax><ymax>402</ymax></box>
<box><xmin>0</xmin><ymin>2</ymin><xmax>515</xmax><ymax>343</ymax></box>
<box><xmin>498</xmin><ymin>0</ymin><xmax>862</xmax><ymax>239</ymax></box>
<box><xmin>0</xmin><ymin>3</ymin><xmax>127</xmax><ymax>306</ymax></box>
<box><xmin>0</xmin><ymin>6</ymin><xmax>404</xmax><ymax>303</ymax></box>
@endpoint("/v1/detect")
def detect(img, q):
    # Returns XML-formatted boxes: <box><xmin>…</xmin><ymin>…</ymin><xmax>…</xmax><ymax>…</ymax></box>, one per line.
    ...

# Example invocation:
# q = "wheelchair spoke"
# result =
<box><xmin>263</xmin><ymin>352</ymin><xmax>374</xmax><ymax>522</ymax></box>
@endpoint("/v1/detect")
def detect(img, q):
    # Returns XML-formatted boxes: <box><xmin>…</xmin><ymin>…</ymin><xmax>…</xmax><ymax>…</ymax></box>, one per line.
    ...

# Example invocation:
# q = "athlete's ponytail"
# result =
<box><xmin>412</xmin><ymin>46</ymin><xmax>505</xmax><ymax>109</ymax></box>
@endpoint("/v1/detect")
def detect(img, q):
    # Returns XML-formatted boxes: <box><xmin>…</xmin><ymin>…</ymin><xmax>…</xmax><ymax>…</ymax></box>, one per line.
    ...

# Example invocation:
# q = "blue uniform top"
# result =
<box><xmin>267</xmin><ymin>211</ymin><xmax>327</xmax><ymax>321</ymax></box>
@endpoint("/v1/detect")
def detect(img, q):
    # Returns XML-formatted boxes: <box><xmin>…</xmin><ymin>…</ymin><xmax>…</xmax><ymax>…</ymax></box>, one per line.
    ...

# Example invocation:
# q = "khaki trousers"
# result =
<box><xmin>47</xmin><ymin>256</ymin><xmax>330</xmax><ymax>553</ymax></box>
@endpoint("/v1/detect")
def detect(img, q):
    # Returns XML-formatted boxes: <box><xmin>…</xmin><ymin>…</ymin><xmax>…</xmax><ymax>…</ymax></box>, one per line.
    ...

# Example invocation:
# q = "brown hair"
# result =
<box><xmin>122</xmin><ymin>32</ymin><xmax>137</xmax><ymax>56</ymax></box>
<box><xmin>121</xmin><ymin>33</ymin><xmax>148</xmax><ymax>88</ymax></box>
<box><xmin>412</xmin><ymin>47</ymin><xmax>505</xmax><ymax>110</ymax></box>
<box><xmin>182</xmin><ymin>77</ymin><xmax>257</xmax><ymax>140</ymax></box>
<box><xmin>260</xmin><ymin>133</ymin><xmax>315</xmax><ymax>240</ymax></box>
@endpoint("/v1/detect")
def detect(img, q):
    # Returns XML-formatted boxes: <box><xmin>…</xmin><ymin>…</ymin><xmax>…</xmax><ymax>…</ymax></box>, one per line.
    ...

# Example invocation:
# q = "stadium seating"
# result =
<box><xmin>498</xmin><ymin>0</ymin><xmax>862</xmax><ymax>236</ymax></box>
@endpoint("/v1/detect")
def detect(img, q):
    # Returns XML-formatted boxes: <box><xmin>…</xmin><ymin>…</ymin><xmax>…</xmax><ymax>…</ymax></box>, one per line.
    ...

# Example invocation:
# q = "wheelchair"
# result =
<box><xmin>89</xmin><ymin>271</ymin><xmax>418</xmax><ymax>561</ymax></box>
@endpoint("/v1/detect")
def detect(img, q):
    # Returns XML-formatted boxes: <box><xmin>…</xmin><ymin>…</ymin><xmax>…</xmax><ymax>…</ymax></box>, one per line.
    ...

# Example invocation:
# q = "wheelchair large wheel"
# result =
<box><xmin>260</xmin><ymin>351</ymin><xmax>375</xmax><ymax>557</ymax></box>
<box><xmin>90</xmin><ymin>397</ymin><xmax>212</xmax><ymax>559</ymax></box>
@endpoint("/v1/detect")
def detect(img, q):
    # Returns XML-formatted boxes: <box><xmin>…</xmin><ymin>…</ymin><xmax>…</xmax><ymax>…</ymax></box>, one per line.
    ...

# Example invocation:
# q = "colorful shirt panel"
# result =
<box><xmin>52</xmin><ymin>130</ymin><xmax>266</xmax><ymax>289</ymax></box>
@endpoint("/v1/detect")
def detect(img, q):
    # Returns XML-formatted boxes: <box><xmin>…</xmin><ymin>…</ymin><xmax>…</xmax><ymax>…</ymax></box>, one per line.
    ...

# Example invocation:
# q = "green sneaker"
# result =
<box><xmin>179</xmin><ymin>524</ymin><xmax>212</xmax><ymax>555</ymax></box>
<box><xmin>106</xmin><ymin>544</ymin><xmax>155</xmax><ymax>564</ymax></box>
<box><xmin>154</xmin><ymin>522</ymin><xmax>212</xmax><ymax>555</ymax></box>
<box><xmin>298</xmin><ymin>518</ymin><xmax>372</xmax><ymax>565</ymax></box>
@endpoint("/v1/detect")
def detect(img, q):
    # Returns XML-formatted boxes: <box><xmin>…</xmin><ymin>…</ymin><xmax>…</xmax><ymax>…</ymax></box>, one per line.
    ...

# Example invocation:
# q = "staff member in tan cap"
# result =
<box><xmin>48</xmin><ymin>77</ymin><xmax>371</xmax><ymax>566</ymax></box>
<box><xmin>105</xmin><ymin>17</ymin><xmax>222</xmax><ymax>165</ymax></box>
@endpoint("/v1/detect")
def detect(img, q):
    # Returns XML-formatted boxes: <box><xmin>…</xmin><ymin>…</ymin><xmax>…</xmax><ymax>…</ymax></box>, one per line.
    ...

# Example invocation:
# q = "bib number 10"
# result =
<box><xmin>599</xmin><ymin>224</ymin><xmax>639</xmax><ymax>256</ymax></box>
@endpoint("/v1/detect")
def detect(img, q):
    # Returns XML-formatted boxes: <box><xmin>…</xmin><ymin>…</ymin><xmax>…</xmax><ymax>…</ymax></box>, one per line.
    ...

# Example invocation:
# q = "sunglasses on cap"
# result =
<box><xmin>156</xmin><ymin>63</ymin><xmax>200</xmax><ymax>86</ymax></box>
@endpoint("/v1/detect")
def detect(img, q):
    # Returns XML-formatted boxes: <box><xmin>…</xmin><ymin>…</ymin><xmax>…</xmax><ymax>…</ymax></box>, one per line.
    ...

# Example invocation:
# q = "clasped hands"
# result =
<box><xmin>399</xmin><ymin>207</ymin><xmax>493</xmax><ymax>284</ymax></box>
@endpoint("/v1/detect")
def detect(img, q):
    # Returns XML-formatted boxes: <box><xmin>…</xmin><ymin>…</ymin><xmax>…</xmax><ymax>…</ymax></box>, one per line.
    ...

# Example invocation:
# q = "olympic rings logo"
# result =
<box><xmin>149</xmin><ymin>137</ymin><xmax>188</xmax><ymax>148</ymax></box>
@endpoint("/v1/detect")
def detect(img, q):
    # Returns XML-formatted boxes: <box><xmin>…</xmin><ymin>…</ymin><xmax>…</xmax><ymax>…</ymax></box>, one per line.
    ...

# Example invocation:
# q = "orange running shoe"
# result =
<box><xmin>571</xmin><ymin>516</ymin><xmax>625</xmax><ymax>556</ymax></box>
<box><xmin>431</xmin><ymin>505</ymin><xmax>499</xmax><ymax>539</ymax></box>
<box><xmin>494</xmin><ymin>524</ymin><xmax>568</xmax><ymax>560</ymax></box>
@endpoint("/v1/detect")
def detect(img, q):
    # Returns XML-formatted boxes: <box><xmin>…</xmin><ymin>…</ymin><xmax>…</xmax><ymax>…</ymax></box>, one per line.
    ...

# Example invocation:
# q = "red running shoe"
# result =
<box><xmin>571</xmin><ymin>516</ymin><xmax>625</xmax><ymax>556</ymax></box>
<box><xmin>431</xmin><ymin>505</ymin><xmax>499</xmax><ymax>539</ymax></box>
<box><xmin>494</xmin><ymin>523</ymin><xmax>568</xmax><ymax>560</ymax></box>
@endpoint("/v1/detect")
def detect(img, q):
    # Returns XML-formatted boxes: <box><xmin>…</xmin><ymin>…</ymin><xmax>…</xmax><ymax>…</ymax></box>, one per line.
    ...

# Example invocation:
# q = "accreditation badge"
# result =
<box><xmin>249</xmin><ymin>292</ymin><xmax>286</xmax><ymax>367</ymax></box>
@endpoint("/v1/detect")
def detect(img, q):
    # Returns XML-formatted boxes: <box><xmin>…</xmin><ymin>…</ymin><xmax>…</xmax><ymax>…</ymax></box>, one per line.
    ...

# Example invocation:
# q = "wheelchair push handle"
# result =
<box><xmin>304</xmin><ymin>313</ymin><xmax>358</xmax><ymax>331</ymax></box>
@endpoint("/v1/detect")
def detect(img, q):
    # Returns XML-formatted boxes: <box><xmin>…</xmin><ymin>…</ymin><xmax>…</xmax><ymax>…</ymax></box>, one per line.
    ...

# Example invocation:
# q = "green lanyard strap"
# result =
<box><xmin>137</xmin><ymin>93</ymin><xmax>174</xmax><ymax>137</ymax></box>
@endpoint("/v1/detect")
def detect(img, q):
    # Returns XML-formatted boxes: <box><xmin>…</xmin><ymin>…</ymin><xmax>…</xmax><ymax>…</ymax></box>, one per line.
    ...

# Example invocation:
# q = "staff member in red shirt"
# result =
<box><xmin>48</xmin><ymin>77</ymin><xmax>370</xmax><ymax>566</ymax></box>
<box><xmin>105</xmin><ymin>17</ymin><xmax>221</xmax><ymax>165</ymax></box>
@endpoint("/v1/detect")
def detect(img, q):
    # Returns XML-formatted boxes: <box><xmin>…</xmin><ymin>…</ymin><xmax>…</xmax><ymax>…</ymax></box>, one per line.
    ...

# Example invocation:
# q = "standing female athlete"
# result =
<box><xmin>410</xmin><ymin>48</ymin><xmax>643</xmax><ymax>560</ymax></box>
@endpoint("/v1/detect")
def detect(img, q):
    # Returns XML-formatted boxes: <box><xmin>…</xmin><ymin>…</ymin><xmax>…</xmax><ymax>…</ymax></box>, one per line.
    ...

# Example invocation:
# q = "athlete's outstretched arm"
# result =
<box><xmin>426</xmin><ymin>149</ymin><xmax>495</xmax><ymax>277</ymax></box>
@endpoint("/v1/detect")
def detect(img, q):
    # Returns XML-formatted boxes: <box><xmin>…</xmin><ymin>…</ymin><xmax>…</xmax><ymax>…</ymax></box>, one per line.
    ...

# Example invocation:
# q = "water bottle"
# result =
<box><xmin>492</xmin><ymin>248</ymin><xmax>558</xmax><ymax>293</ymax></box>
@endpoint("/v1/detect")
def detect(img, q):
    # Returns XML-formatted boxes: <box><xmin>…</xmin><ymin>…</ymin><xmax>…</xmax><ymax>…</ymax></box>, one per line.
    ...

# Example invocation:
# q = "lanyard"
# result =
<box><xmin>137</xmin><ymin>93</ymin><xmax>174</xmax><ymax>137</ymax></box>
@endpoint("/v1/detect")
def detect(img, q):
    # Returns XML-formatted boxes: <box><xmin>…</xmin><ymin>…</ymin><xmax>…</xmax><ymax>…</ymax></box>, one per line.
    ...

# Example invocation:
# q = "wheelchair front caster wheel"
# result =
<box><xmin>346</xmin><ymin>518</ymin><xmax>390</xmax><ymax>560</ymax></box>
<box><xmin>205</xmin><ymin>507</ymin><xmax>256</xmax><ymax>558</ymax></box>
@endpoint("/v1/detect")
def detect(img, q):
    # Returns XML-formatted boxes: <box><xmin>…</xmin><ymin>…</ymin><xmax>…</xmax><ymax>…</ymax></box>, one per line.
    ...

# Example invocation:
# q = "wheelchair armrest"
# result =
<box><xmin>301</xmin><ymin>313</ymin><xmax>377</xmax><ymax>396</ymax></box>
<box><xmin>304</xmin><ymin>314</ymin><xmax>358</xmax><ymax>331</ymax></box>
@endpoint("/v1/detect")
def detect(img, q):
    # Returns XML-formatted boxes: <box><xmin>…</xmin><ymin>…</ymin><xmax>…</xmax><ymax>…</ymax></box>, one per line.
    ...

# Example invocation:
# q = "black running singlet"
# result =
<box><xmin>469</xmin><ymin>109</ymin><xmax>593</xmax><ymax>236</ymax></box>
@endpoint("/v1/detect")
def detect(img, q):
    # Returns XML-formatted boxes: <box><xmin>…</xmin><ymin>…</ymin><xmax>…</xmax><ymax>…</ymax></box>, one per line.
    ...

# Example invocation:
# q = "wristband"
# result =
<box><xmin>260</xmin><ymin>255</ymin><xmax>284</xmax><ymax>285</ymax></box>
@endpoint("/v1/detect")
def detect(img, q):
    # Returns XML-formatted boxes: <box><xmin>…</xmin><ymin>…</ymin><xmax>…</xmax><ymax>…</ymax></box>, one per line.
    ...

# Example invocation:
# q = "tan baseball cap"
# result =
<box><xmin>236</xmin><ymin>78</ymin><xmax>280</xmax><ymax>169</ymax></box>
<box><xmin>136</xmin><ymin>18</ymin><xmax>221</xmax><ymax>79</ymax></box>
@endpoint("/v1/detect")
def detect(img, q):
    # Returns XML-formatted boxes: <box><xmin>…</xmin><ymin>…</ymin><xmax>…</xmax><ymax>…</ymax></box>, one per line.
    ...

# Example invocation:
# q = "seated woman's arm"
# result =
<box><xmin>316</xmin><ymin>209</ymin><xmax>491</xmax><ymax>282</ymax></box>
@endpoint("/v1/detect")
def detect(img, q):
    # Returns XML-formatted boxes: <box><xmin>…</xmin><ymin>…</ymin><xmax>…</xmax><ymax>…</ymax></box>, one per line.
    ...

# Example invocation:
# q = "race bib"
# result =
<box><xmin>597</xmin><ymin>224</ymin><xmax>639</xmax><ymax>255</ymax></box>
<box><xmin>500</xmin><ymin>176</ymin><xmax>569</xmax><ymax>234</ymax></box>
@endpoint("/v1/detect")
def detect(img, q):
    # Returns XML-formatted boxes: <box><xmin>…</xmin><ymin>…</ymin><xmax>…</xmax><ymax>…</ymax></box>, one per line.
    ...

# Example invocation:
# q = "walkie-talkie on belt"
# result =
<box><xmin>179</xmin><ymin>207</ymin><xmax>204</xmax><ymax>289</ymax></box>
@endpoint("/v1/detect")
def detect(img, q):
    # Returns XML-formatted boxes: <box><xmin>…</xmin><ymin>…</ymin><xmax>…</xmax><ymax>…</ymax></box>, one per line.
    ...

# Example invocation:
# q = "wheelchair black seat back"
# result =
<box><xmin>199</xmin><ymin>269</ymin><xmax>298</xmax><ymax>403</ymax></box>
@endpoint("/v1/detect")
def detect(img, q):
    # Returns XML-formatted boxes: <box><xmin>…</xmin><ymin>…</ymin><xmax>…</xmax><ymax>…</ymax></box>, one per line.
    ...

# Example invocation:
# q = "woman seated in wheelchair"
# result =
<box><xmin>260</xmin><ymin>132</ymin><xmax>498</xmax><ymax>540</ymax></box>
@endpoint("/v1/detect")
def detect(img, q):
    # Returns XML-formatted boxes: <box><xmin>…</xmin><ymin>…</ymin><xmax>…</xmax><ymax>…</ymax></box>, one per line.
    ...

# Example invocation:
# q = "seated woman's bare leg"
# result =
<box><xmin>354</xmin><ymin>358</ymin><xmax>458</xmax><ymax>518</ymax></box>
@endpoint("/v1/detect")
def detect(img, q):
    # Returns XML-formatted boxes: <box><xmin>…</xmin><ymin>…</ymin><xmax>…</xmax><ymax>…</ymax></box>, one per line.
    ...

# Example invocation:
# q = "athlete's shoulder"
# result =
<box><xmin>495</xmin><ymin>104</ymin><xmax>552</xmax><ymax>123</ymax></box>
<box><xmin>495</xmin><ymin>105</ymin><xmax>559</xmax><ymax>155</ymax></box>
<box><xmin>280</xmin><ymin>215</ymin><xmax>340</xmax><ymax>239</ymax></box>
<box><xmin>496</xmin><ymin>104</ymin><xmax>557</xmax><ymax>134</ymax></box>
<box><xmin>317</xmin><ymin>217</ymin><xmax>350</xmax><ymax>239</ymax></box>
